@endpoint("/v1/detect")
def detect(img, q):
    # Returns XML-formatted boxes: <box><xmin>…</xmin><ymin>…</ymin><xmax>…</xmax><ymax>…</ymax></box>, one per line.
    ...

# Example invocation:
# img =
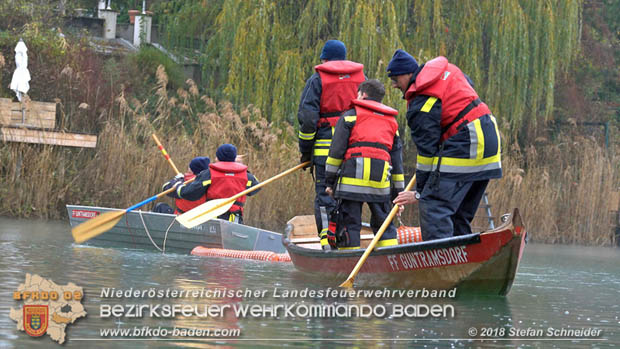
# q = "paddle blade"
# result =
<box><xmin>71</xmin><ymin>210</ymin><xmax>126</xmax><ymax>243</ymax></box>
<box><xmin>176</xmin><ymin>198</ymin><xmax>235</xmax><ymax>228</ymax></box>
<box><xmin>339</xmin><ymin>278</ymin><xmax>354</xmax><ymax>288</ymax></box>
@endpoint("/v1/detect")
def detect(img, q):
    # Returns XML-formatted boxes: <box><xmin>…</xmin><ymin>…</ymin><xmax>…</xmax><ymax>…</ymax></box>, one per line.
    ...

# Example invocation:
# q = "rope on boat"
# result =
<box><xmin>161</xmin><ymin>219</ymin><xmax>175</xmax><ymax>253</ymax></box>
<box><xmin>138</xmin><ymin>210</ymin><xmax>164</xmax><ymax>252</ymax></box>
<box><xmin>191</xmin><ymin>246</ymin><xmax>291</xmax><ymax>262</ymax></box>
<box><xmin>396</xmin><ymin>222</ymin><xmax>423</xmax><ymax>244</ymax></box>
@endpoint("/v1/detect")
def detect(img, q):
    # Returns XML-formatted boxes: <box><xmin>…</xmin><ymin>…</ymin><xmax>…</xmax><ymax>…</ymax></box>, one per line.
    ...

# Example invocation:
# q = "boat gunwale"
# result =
<box><xmin>283</xmin><ymin>231</ymin><xmax>483</xmax><ymax>258</ymax></box>
<box><xmin>283</xmin><ymin>209</ymin><xmax>521</xmax><ymax>259</ymax></box>
<box><xmin>66</xmin><ymin>204</ymin><xmax>287</xmax><ymax>253</ymax></box>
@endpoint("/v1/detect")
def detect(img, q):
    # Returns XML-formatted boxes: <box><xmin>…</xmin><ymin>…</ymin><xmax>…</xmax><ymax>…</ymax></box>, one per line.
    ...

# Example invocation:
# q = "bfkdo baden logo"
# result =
<box><xmin>10</xmin><ymin>273</ymin><xmax>86</xmax><ymax>344</ymax></box>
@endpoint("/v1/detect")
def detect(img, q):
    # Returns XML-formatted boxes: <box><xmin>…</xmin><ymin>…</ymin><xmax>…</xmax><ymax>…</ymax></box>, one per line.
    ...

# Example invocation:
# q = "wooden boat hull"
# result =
<box><xmin>67</xmin><ymin>205</ymin><xmax>286</xmax><ymax>254</ymax></box>
<box><xmin>283</xmin><ymin>209</ymin><xmax>526</xmax><ymax>295</ymax></box>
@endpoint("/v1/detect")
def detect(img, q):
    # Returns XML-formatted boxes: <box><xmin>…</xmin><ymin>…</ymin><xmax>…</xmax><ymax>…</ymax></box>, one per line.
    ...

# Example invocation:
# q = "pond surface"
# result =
<box><xmin>0</xmin><ymin>217</ymin><xmax>618</xmax><ymax>348</ymax></box>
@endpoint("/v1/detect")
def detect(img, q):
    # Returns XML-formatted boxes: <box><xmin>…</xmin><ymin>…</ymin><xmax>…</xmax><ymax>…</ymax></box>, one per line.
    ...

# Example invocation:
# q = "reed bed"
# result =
<box><xmin>0</xmin><ymin>69</ymin><xmax>617</xmax><ymax>245</ymax></box>
<box><xmin>486</xmin><ymin>137</ymin><xmax>619</xmax><ymax>246</ymax></box>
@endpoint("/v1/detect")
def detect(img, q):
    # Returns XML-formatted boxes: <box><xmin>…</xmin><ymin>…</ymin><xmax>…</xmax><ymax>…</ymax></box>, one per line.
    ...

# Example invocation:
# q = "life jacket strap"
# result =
<box><xmin>349</xmin><ymin>141</ymin><xmax>390</xmax><ymax>153</ymax></box>
<box><xmin>441</xmin><ymin>98</ymin><xmax>481</xmax><ymax>136</ymax></box>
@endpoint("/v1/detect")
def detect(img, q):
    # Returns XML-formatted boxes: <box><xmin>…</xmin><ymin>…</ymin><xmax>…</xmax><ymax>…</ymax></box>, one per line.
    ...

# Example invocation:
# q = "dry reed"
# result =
<box><xmin>0</xmin><ymin>67</ymin><xmax>617</xmax><ymax>245</ymax></box>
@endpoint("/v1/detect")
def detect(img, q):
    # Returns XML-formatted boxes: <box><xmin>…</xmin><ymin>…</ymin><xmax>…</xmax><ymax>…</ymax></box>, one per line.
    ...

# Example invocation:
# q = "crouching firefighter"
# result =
<box><xmin>164</xmin><ymin>144</ymin><xmax>260</xmax><ymax>224</ymax></box>
<box><xmin>324</xmin><ymin>79</ymin><xmax>405</xmax><ymax>250</ymax></box>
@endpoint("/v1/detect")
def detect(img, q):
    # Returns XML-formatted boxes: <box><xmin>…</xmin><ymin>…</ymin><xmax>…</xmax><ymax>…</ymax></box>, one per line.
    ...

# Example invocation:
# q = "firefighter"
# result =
<box><xmin>297</xmin><ymin>39</ymin><xmax>365</xmax><ymax>248</ymax></box>
<box><xmin>164</xmin><ymin>144</ymin><xmax>260</xmax><ymax>224</ymax></box>
<box><xmin>325</xmin><ymin>79</ymin><xmax>405</xmax><ymax>250</ymax></box>
<box><xmin>157</xmin><ymin>156</ymin><xmax>211</xmax><ymax>214</ymax></box>
<box><xmin>387</xmin><ymin>49</ymin><xmax>502</xmax><ymax>240</ymax></box>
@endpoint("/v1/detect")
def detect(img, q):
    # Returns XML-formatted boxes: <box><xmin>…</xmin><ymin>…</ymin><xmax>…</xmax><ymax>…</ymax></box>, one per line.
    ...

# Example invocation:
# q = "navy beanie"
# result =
<box><xmin>216</xmin><ymin>144</ymin><xmax>237</xmax><ymax>162</ymax></box>
<box><xmin>386</xmin><ymin>49</ymin><xmax>419</xmax><ymax>77</ymax></box>
<box><xmin>320</xmin><ymin>40</ymin><xmax>346</xmax><ymax>61</ymax></box>
<box><xmin>189</xmin><ymin>156</ymin><xmax>210</xmax><ymax>174</ymax></box>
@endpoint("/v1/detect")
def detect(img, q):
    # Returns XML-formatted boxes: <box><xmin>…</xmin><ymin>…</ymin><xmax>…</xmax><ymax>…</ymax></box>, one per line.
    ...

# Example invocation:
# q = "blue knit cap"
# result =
<box><xmin>189</xmin><ymin>156</ymin><xmax>210</xmax><ymax>174</ymax></box>
<box><xmin>386</xmin><ymin>49</ymin><xmax>419</xmax><ymax>77</ymax></box>
<box><xmin>216</xmin><ymin>144</ymin><xmax>237</xmax><ymax>162</ymax></box>
<box><xmin>320</xmin><ymin>40</ymin><xmax>346</xmax><ymax>61</ymax></box>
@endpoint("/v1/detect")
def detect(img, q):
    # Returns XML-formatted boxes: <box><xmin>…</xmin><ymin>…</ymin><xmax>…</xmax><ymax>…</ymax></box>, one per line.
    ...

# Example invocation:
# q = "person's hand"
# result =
<box><xmin>167</xmin><ymin>174</ymin><xmax>184</xmax><ymax>190</ymax></box>
<box><xmin>397</xmin><ymin>204</ymin><xmax>405</xmax><ymax>217</ymax></box>
<box><xmin>300</xmin><ymin>153</ymin><xmax>312</xmax><ymax>170</ymax></box>
<box><xmin>393</xmin><ymin>191</ymin><xmax>419</xmax><ymax>206</ymax></box>
<box><xmin>325</xmin><ymin>186</ymin><xmax>333</xmax><ymax>197</ymax></box>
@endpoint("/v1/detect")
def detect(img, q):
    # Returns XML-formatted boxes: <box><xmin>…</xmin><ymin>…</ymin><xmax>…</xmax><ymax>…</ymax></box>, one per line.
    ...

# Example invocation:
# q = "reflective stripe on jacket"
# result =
<box><xmin>403</xmin><ymin>57</ymin><xmax>501</xmax><ymax>191</ymax></box>
<box><xmin>174</xmin><ymin>172</ymin><xmax>206</xmax><ymax>214</ymax></box>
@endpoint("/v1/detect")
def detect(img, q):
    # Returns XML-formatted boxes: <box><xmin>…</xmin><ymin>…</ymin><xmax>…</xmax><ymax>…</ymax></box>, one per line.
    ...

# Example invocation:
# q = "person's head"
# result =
<box><xmin>320</xmin><ymin>40</ymin><xmax>346</xmax><ymax>62</ymax></box>
<box><xmin>189</xmin><ymin>156</ymin><xmax>210</xmax><ymax>175</ymax></box>
<box><xmin>386</xmin><ymin>49</ymin><xmax>419</xmax><ymax>92</ymax></box>
<box><xmin>215</xmin><ymin>144</ymin><xmax>237</xmax><ymax>162</ymax></box>
<box><xmin>357</xmin><ymin>79</ymin><xmax>385</xmax><ymax>102</ymax></box>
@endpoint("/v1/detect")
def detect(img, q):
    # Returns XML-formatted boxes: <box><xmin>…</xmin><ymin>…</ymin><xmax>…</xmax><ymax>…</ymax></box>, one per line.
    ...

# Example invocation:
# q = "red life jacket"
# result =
<box><xmin>405</xmin><ymin>56</ymin><xmax>491</xmax><ymax>142</ymax></box>
<box><xmin>314</xmin><ymin>60</ymin><xmax>365</xmax><ymax>127</ymax></box>
<box><xmin>206</xmin><ymin>162</ymin><xmax>249</xmax><ymax>214</ymax></box>
<box><xmin>174</xmin><ymin>172</ymin><xmax>207</xmax><ymax>214</ymax></box>
<box><xmin>344</xmin><ymin>99</ymin><xmax>399</xmax><ymax>162</ymax></box>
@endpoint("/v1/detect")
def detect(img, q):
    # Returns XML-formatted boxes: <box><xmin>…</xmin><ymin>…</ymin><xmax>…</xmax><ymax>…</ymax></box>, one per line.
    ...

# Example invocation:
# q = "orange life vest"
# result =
<box><xmin>174</xmin><ymin>172</ymin><xmax>206</xmax><ymax>214</ymax></box>
<box><xmin>206</xmin><ymin>162</ymin><xmax>249</xmax><ymax>213</ymax></box>
<box><xmin>405</xmin><ymin>56</ymin><xmax>491</xmax><ymax>142</ymax></box>
<box><xmin>344</xmin><ymin>99</ymin><xmax>399</xmax><ymax>162</ymax></box>
<box><xmin>314</xmin><ymin>60</ymin><xmax>365</xmax><ymax>127</ymax></box>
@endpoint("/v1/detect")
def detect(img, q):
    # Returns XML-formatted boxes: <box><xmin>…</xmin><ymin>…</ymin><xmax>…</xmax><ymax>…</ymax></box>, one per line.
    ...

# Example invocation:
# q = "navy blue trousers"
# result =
<box><xmin>314</xmin><ymin>163</ymin><xmax>337</xmax><ymax>237</ymax></box>
<box><xmin>340</xmin><ymin>200</ymin><xmax>397</xmax><ymax>248</ymax></box>
<box><xmin>418</xmin><ymin>179</ymin><xmax>489</xmax><ymax>241</ymax></box>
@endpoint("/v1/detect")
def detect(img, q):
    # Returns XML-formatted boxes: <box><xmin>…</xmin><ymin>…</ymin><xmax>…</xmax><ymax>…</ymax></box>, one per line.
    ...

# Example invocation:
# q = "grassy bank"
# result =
<box><xmin>0</xmin><ymin>68</ymin><xmax>313</xmax><ymax>232</ymax></box>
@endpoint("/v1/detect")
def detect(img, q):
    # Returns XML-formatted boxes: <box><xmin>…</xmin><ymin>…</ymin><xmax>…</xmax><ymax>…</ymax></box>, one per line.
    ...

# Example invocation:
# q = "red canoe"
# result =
<box><xmin>283</xmin><ymin>209</ymin><xmax>526</xmax><ymax>295</ymax></box>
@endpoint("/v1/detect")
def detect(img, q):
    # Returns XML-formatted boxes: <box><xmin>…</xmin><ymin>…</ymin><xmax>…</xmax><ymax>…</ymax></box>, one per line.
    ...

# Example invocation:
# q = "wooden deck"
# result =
<box><xmin>0</xmin><ymin>97</ymin><xmax>97</xmax><ymax>148</ymax></box>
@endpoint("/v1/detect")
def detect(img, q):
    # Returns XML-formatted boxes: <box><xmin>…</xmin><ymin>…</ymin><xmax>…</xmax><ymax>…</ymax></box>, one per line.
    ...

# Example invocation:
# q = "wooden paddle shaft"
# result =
<box><xmin>152</xmin><ymin>134</ymin><xmax>182</xmax><ymax>175</ymax></box>
<box><xmin>189</xmin><ymin>162</ymin><xmax>310</xmax><ymax>219</ymax></box>
<box><xmin>340</xmin><ymin>175</ymin><xmax>417</xmax><ymax>287</ymax></box>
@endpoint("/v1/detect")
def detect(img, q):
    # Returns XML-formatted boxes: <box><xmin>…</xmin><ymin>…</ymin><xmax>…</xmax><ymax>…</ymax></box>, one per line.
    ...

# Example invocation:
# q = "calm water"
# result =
<box><xmin>0</xmin><ymin>217</ymin><xmax>618</xmax><ymax>348</ymax></box>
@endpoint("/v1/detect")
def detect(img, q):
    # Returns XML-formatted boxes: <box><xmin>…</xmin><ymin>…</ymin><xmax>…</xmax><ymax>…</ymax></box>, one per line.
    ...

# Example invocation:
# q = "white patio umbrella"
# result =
<box><xmin>9</xmin><ymin>38</ymin><xmax>31</xmax><ymax>102</ymax></box>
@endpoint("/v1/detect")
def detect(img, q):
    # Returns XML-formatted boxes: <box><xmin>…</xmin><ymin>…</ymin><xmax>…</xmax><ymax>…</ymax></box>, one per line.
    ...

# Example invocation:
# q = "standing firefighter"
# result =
<box><xmin>297</xmin><ymin>39</ymin><xmax>365</xmax><ymax>248</ymax></box>
<box><xmin>387</xmin><ymin>49</ymin><xmax>502</xmax><ymax>240</ymax></box>
<box><xmin>325</xmin><ymin>79</ymin><xmax>405</xmax><ymax>250</ymax></box>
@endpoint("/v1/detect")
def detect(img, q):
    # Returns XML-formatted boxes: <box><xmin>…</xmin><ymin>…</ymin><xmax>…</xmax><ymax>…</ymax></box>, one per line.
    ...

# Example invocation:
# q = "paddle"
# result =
<box><xmin>339</xmin><ymin>175</ymin><xmax>417</xmax><ymax>288</ymax></box>
<box><xmin>176</xmin><ymin>162</ymin><xmax>310</xmax><ymax>228</ymax></box>
<box><xmin>152</xmin><ymin>134</ymin><xmax>182</xmax><ymax>175</ymax></box>
<box><xmin>71</xmin><ymin>177</ymin><xmax>196</xmax><ymax>243</ymax></box>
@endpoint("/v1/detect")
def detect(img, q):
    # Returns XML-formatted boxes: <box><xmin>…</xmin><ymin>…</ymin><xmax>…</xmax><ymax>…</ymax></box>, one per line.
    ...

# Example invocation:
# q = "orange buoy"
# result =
<box><xmin>397</xmin><ymin>225</ymin><xmax>423</xmax><ymax>244</ymax></box>
<box><xmin>191</xmin><ymin>246</ymin><xmax>291</xmax><ymax>262</ymax></box>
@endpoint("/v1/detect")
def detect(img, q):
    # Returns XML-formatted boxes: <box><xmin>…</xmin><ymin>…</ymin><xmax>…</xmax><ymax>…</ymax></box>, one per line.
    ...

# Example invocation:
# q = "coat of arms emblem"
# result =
<box><xmin>23</xmin><ymin>305</ymin><xmax>48</xmax><ymax>337</ymax></box>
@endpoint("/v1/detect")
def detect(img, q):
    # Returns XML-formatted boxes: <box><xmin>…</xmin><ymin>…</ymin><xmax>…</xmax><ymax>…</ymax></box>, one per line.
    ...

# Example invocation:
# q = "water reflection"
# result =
<box><xmin>0</xmin><ymin>218</ymin><xmax>619</xmax><ymax>348</ymax></box>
